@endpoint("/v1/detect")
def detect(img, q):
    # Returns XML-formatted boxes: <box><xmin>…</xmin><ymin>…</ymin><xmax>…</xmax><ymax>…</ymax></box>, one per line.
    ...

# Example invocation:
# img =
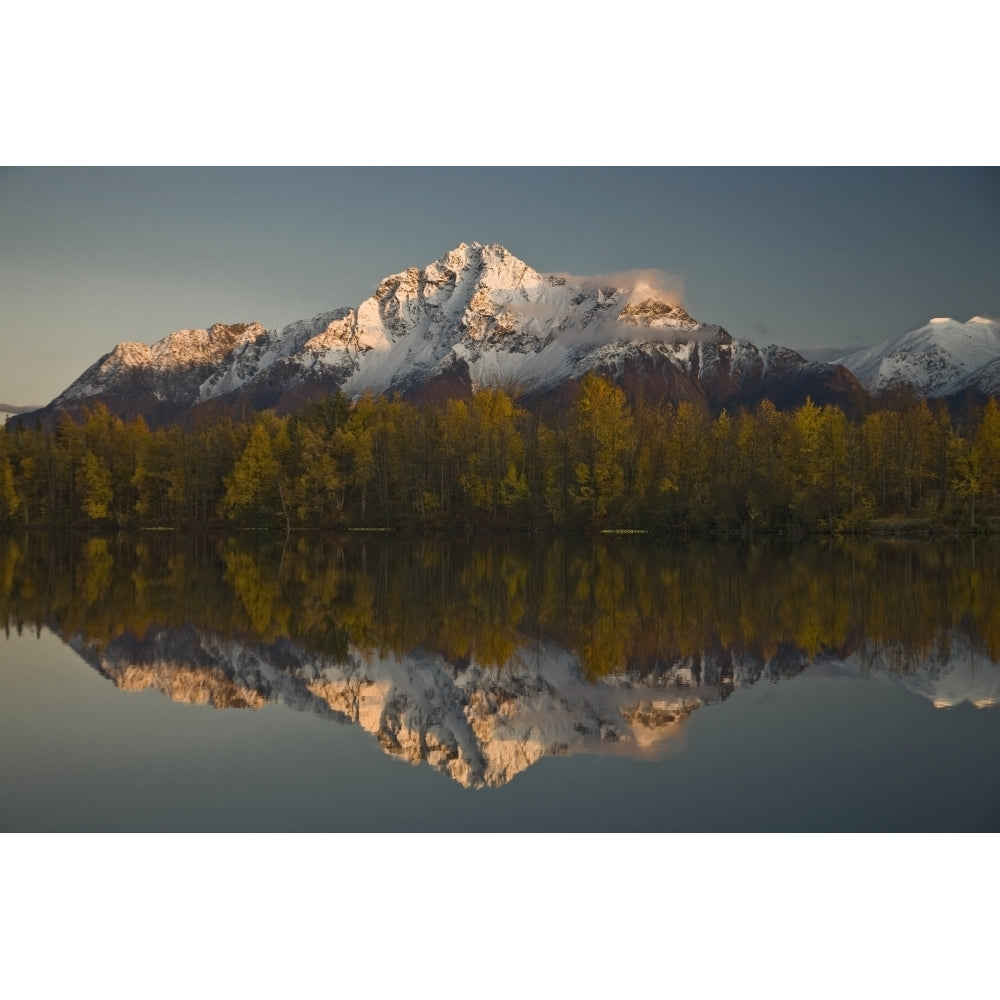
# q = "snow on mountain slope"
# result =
<box><xmin>838</xmin><ymin>316</ymin><xmax>1000</xmax><ymax>397</ymax></box>
<box><xmin>950</xmin><ymin>354</ymin><xmax>1000</xmax><ymax>399</ymax></box>
<box><xmin>27</xmin><ymin>242</ymin><xmax>867</xmax><ymax>425</ymax></box>
<box><xmin>317</xmin><ymin>242</ymin><xmax>710</xmax><ymax>399</ymax></box>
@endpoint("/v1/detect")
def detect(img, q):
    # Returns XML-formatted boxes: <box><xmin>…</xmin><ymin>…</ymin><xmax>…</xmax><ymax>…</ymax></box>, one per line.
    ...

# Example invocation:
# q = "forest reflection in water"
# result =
<box><xmin>2</xmin><ymin>531</ymin><xmax>999</xmax><ymax>790</ymax></box>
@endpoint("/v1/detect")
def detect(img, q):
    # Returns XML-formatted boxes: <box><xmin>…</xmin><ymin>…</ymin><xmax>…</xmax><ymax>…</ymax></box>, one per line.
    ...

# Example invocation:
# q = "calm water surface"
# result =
<box><xmin>1</xmin><ymin>533</ymin><xmax>998</xmax><ymax>831</ymax></box>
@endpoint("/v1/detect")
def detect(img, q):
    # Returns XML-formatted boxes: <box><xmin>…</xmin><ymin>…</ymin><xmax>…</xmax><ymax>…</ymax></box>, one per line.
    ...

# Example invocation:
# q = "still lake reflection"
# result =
<box><xmin>1</xmin><ymin>532</ymin><xmax>998</xmax><ymax>830</ymax></box>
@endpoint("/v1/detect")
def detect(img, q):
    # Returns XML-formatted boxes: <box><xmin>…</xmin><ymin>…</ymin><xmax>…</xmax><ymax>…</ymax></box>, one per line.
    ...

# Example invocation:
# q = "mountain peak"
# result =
<box><xmin>446</xmin><ymin>240</ymin><xmax>518</xmax><ymax>261</ymax></box>
<box><xmin>618</xmin><ymin>299</ymin><xmax>697</xmax><ymax>331</ymax></box>
<box><xmin>24</xmin><ymin>243</ymin><xmax>876</xmax><ymax>426</ymax></box>
<box><xmin>438</xmin><ymin>241</ymin><xmax>541</xmax><ymax>292</ymax></box>
<box><xmin>838</xmin><ymin>315</ymin><xmax>1000</xmax><ymax>397</ymax></box>
<box><xmin>108</xmin><ymin>341</ymin><xmax>152</xmax><ymax>365</ymax></box>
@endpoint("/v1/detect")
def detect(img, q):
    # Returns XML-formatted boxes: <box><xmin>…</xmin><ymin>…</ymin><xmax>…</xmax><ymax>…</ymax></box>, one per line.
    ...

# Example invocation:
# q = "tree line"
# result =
<box><xmin>2</xmin><ymin>375</ymin><xmax>999</xmax><ymax>533</ymax></box>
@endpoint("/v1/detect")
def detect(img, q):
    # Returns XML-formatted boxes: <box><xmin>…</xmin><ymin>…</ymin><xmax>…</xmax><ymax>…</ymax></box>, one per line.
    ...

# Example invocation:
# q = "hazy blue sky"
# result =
<box><xmin>2</xmin><ymin>166</ymin><xmax>998</xmax><ymax>406</ymax></box>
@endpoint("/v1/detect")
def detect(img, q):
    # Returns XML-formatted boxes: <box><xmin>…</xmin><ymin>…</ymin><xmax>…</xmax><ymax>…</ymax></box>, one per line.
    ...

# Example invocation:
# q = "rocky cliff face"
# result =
<box><xmin>22</xmin><ymin>243</ymin><xmax>868</xmax><ymax>425</ymax></box>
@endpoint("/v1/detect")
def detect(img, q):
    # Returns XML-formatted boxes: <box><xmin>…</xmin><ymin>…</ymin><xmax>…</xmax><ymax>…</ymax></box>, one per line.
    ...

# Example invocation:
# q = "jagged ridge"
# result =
<box><xmin>23</xmin><ymin>243</ymin><xmax>868</xmax><ymax>425</ymax></box>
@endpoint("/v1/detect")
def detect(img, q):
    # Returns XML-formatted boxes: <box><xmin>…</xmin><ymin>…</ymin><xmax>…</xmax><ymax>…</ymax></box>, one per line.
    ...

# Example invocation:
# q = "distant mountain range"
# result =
<box><xmin>836</xmin><ymin>316</ymin><xmax>1000</xmax><ymax>399</ymax></box>
<box><xmin>12</xmin><ymin>244</ymin><xmax>999</xmax><ymax>427</ymax></box>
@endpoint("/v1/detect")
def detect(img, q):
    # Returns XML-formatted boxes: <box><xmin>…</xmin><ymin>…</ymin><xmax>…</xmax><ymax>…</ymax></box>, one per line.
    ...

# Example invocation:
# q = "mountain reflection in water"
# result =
<box><xmin>2</xmin><ymin>533</ymin><xmax>998</xmax><ymax>788</ymax></box>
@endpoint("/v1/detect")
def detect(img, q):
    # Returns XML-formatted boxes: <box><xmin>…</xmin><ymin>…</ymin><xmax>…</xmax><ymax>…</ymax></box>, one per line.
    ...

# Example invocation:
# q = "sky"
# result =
<box><xmin>2</xmin><ymin>166</ymin><xmax>997</xmax><ymax>406</ymax></box>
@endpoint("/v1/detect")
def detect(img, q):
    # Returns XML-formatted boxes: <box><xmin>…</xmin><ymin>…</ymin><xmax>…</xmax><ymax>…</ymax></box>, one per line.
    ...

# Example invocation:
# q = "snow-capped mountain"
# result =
<box><xmin>838</xmin><ymin>316</ymin><xmax>1000</xmax><ymax>398</ymax></box>
<box><xmin>22</xmin><ymin>243</ymin><xmax>866</xmax><ymax>425</ymax></box>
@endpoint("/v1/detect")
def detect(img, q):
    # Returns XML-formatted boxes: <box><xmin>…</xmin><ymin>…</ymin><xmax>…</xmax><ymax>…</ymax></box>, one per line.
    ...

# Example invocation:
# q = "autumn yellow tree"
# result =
<box><xmin>973</xmin><ymin>398</ymin><xmax>1000</xmax><ymax>509</ymax></box>
<box><xmin>221</xmin><ymin>412</ymin><xmax>292</xmax><ymax>528</ymax></box>
<box><xmin>457</xmin><ymin>389</ymin><xmax>528</xmax><ymax>523</ymax></box>
<box><xmin>568</xmin><ymin>374</ymin><xmax>633</xmax><ymax>529</ymax></box>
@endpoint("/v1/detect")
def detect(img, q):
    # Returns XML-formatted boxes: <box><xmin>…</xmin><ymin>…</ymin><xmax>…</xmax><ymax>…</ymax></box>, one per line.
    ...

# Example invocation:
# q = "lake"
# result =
<box><xmin>1</xmin><ymin>532</ymin><xmax>998</xmax><ymax>831</ymax></box>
